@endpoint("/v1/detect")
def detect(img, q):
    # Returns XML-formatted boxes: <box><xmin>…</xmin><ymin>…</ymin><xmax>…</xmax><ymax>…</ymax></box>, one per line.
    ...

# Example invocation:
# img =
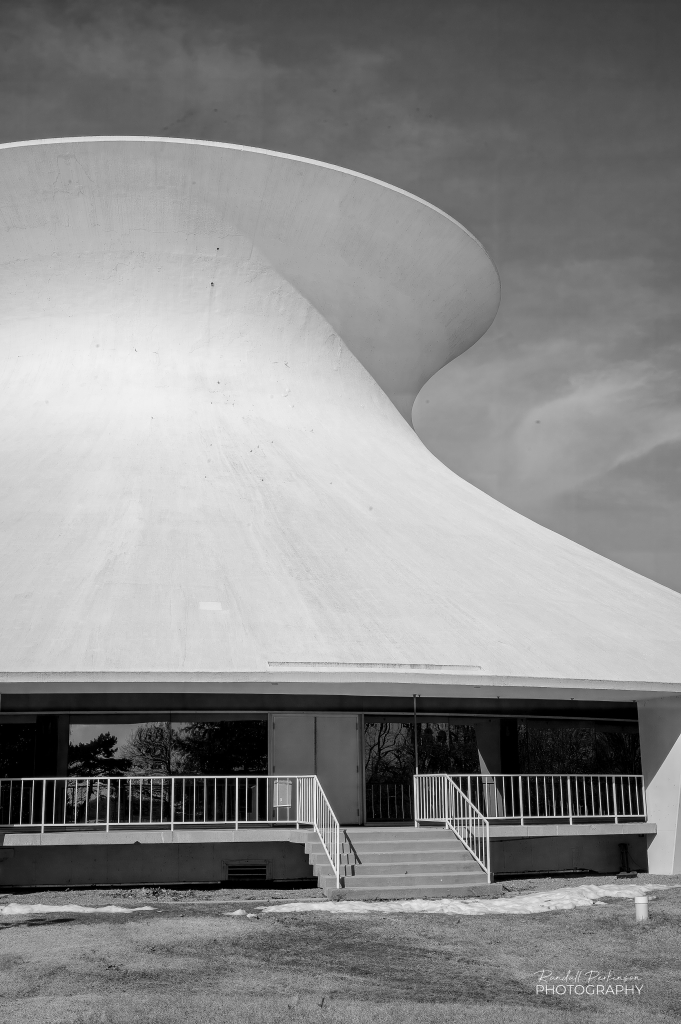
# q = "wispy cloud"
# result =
<box><xmin>0</xmin><ymin>2</ymin><xmax>516</xmax><ymax>212</ymax></box>
<box><xmin>414</xmin><ymin>256</ymin><xmax>681</xmax><ymax>508</ymax></box>
<box><xmin>507</xmin><ymin>362</ymin><xmax>681</xmax><ymax>502</ymax></box>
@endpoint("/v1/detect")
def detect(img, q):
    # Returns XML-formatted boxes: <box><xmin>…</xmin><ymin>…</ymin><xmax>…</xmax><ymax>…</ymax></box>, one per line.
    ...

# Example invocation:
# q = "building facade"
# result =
<box><xmin>1</xmin><ymin>138</ymin><xmax>680</xmax><ymax>887</ymax></box>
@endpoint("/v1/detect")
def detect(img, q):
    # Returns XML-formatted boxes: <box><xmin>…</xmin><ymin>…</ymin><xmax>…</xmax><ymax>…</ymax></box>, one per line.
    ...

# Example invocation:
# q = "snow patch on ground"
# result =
<box><xmin>262</xmin><ymin>884</ymin><xmax>672</xmax><ymax>916</ymax></box>
<box><xmin>0</xmin><ymin>903</ymin><xmax>155</xmax><ymax>916</ymax></box>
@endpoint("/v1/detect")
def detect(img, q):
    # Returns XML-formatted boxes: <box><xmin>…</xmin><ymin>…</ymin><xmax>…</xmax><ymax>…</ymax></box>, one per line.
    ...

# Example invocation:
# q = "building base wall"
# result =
<box><xmin>491</xmin><ymin>834</ymin><xmax>648</xmax><ymax>878</ymax></box>
<box><xmin>1</xmin><ymin>830</ymin><xmax>652</xmax><ymax>888</ymax></box>
<box><xmin>0</xmin><ymin>839</ymin><xmax>314</xmax><ymax>889</ymax></box>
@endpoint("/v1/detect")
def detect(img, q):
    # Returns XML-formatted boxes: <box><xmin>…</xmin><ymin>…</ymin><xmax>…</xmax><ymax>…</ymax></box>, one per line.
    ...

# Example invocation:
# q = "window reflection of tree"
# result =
<box><xmin>518</xmin><ymin>722</ymin><xmax>641</xmax><ymax>774</ymax></box>
<box><xmin>364</xmin><ymin>721</ymin><xmax>479</xmax><ymax>784</ymax></box>
<box><xmin>68</xmin><ymin>720</ymin><xmax>269</xmax><ymax>776</ymax></box>
<box><xmin>178</xmin><ymin>721</ymin><xmax>268</xmax><ymax>775</ymax></box>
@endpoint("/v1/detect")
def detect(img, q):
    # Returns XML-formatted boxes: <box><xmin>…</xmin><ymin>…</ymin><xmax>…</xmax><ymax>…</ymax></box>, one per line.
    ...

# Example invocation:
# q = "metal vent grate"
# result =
<box><xmin>224</xmin><ymin>863</ymin><xmax>268</xmax><ymax>883</ymax></box>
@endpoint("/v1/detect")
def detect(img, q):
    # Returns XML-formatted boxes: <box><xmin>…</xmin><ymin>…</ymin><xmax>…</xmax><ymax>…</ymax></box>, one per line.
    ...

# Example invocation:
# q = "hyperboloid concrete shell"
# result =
<box><xmin>0</xmin><ymin>137</ymin><xmax>680</xmax><ymax>702</ymax></box>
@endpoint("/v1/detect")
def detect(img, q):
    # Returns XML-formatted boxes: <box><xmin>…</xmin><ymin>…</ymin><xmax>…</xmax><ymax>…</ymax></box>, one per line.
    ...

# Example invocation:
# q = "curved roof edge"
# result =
<box><xmin>0</xmin><ymin>136</ymin><xmax>501</xmax><ymax>421</ymax></box>
<box><xmin>0</xmin><ymin>135</ymin><xmax>499</xmax><ymax>272</ymax></box>
<box><xmin>1</xmin><ymin>672</ymin><xmax>680</xmax><ymax>702</ymax></box>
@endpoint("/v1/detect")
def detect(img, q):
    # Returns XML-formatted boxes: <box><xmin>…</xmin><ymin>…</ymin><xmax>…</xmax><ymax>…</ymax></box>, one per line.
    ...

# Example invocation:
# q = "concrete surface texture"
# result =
<box><xmin>638</xmin><ymin>698</ymin><xmax>681</xmax><ymax>872</ymax></box>
<box><xmin>0</xmin><ymin>836</ymin><xmax>313</xmax><ymax>889</ymax></box>
<box><xmin>0</xmin><ymin>137</ymin><xmax>680</xmax><ymax>698</ymax></box>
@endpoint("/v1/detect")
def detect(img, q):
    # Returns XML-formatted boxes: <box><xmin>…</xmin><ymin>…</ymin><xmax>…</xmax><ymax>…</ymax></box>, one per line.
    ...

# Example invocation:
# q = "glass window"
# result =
<box><xmin>0</xmin><ymin>723</ymin><xmax>36</xmax><ymax>778</ymax></box>
<box><xmin>517</xmin><ymin>720</ymin><xmax>641</xmax><ymax>774</ymax></box>
<box><xmin>67</xmin><ymin>719</ymin><xmax>268</xmax><ymax>776</ymax></box>
<box><xmin>364</xmin><ymin>719</ymin><xmax>479</xmax><ymax>822</ymax></box>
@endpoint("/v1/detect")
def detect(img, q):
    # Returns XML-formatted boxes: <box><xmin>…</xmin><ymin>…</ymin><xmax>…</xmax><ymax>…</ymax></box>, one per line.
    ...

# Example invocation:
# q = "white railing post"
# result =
<box><xmin>485</xmin><ymin>814</ymin><xmax>490</xmax><ymax>884</ymax></box>
<box><xmin>413</xmin><ymin>775</ymin><xmax>419</xmax><ymax>826</ymax></box>
<box><xmin>171</xmin><ymin>776</ymin><xmax>175</xmax><ymax>832</ymax></box>
<box><xmin>40</xmin><ymin>779</ymin><xmax>46</xmax><ymax>834</ymax></box>
<box><xmin>105</xmin><ymin>778</ymin><xmax>110</xmax><ymax>832</ymax></box>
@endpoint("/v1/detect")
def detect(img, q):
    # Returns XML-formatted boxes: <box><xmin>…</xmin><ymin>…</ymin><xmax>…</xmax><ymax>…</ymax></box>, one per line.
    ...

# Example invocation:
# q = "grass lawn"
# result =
<box><xmin>0</xmin><ymin>886</ymin><xmax>680</xmax><ymax>1023</ymax></box>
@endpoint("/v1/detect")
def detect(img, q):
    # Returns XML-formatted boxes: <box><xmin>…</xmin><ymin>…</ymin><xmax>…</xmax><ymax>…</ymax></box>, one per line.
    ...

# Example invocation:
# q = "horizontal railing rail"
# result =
<box><xmin>414</xmin><ymin>773</ymin><xmax>491</xmax><ymax>883</ymax></box>
<box><xmin>451</xmin><ymin>774</ymin><xmax>647</xmax><ymax>824</ymax></box>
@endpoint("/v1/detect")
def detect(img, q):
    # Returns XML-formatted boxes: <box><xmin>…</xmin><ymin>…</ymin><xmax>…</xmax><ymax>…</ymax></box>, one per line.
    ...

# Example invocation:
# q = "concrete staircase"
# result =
<box><xmin>305</xmin><ymin>827</ymin><xmax>491</xmax><ymax>899</ymax></box>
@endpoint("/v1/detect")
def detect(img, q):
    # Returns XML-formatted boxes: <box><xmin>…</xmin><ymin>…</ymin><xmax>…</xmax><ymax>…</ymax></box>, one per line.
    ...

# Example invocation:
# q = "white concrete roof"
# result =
<box><xmin>0</xmin><ymin>137</ymin><xmax>679</xmax><ymax>701</ymax></box>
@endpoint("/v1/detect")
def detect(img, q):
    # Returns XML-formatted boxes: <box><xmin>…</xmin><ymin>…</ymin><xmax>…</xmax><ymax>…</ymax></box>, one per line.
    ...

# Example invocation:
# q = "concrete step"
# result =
<box><xmin>345</xmin><ymin>849</ymin><xmax>473</xmax><ymax>864</ymax></box>
<box><xmin>343</xmin><ymin>828</ymin><xmax>426</xmax><ymax>835</ymax></box>
<box><xmin>343</xmin><ymin>870</ymin><xmax>485</xmax><ymax>888</ymax></box>
<box><xmin>309</xmin><ymin>850</ymin><xmax>473</xmax><ymax>869</ymax></box>
<box><xmin>342</xmin><ymin>831</ymin><xmax>455</xmax><ymax>840</ymax></box>
<box><xmin>343</xmin><ymin>829</ymin><xmax>448</xmax><ymax>838</ymax></box>
<box><xmin>305</xmin><ymin>827</ymin><xmax>492</xmax><ymax>897</ymax></box>
<box><xmin>312</xmin><ymin>867</ymin><xmax>337</xmax><ymax>884</ymax></box>
<box><xmin>342</xmin><ymin>832</ymin><xmax>460</xmax><ymax>841</ymax></box>
<box><xmin>340</xmin><ymin>844</ymin><xmax>464</xmax><ymax>858</ymax></box>
<box><xmin>312</xmin><ymin>859</ymin><xmax>480</xmax><ymax>884</ymax></box>
<box><xmin>322</xmin><ymin>882</ymin><xmax>496</xmax><ymax>900</ymax></box>
<box><xmin>339</xmin><ymin>860</ymin><xmax>482</xmax><ymax>878</ymax></box>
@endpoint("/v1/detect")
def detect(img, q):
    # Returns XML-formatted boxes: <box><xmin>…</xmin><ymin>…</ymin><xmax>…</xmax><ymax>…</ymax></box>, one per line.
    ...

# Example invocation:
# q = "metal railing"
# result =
<box><xmin>414</xmin><ymin>774</ymin><xmax>491</xmax><ymax>883</ymax></box>
<box><xmin>0</xmin><ymin>774</ymin><xmax>340</xmax><ymax>887</ymax></box>
<box><xmin>451</xmin><ymin>774</ymin><xmax>647</xmax><ymax>824</ymax></box>
<box><xmin>297</xmin><ymin>776</ymin><xmax>340</xmax><ymax>888</ymax></box>
<box><xmin>366</xmin><ymin>782</ymin><xmax>413</xmax><ymax>822</ymax></box>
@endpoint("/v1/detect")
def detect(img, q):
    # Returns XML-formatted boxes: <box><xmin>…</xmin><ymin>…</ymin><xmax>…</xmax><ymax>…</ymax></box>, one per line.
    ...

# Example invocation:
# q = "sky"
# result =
<box><xmin>1</xmin><ymin>0</ymin><xmax>679</xmax><ymax>591</ymax></box>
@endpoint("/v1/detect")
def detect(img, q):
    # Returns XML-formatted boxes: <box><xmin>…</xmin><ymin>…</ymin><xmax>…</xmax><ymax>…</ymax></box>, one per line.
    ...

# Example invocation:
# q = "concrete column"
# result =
<box><xmin>56</xmin><ymin>716</ymin><xmax>70</xmax><ymax>776</ymax></box>
<box><xmin>474</xmin><ymin>719</ymin><xmax>502</xmax><ymax>774</ymax></box>
<box><xmin>473</xmin><ymin>719</ymin><xmax>503</xmax><ymax>816</ymax></box>
<box><xmin>34</xmin><ymin>716</ymin><xmax>58</xmax><ymax>775</ymax></box>
<box><xmin>500</xmin><ymin>719</ymin><xmax>520</xmax><ymax>773</ymax></box>
<box><xmin>638</xmin><ymin>697</ymin><xmax>681</xmax><ymax>874</ymax></box>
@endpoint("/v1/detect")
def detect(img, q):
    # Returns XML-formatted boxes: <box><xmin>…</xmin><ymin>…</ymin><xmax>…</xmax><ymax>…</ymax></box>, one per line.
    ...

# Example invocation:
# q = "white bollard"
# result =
<box><xmin>635</xmin><ymin>895</ymin><xmax>649</xmax><ymax>923</ymax></box>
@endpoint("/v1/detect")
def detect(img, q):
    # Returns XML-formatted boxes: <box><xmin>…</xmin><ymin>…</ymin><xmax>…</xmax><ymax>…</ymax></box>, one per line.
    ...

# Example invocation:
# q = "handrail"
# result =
<box><xmin>414</xmin><ymin>773</ymin><xmax>490</xmax><ymax>883</ymax></box>
<box><xmin>0</xmin><ymin>773</ymin><xmax>341</xmax><ymax>888</ymax></box>
<box><xmin>296</xmin><ymin>776</ymin><xmax>340</xmax><ymax>888</ymax></box>
<box><xmin>451</xmin><ymin>773</ymin><xmax>647</xmax><ymax>823</ymax></box>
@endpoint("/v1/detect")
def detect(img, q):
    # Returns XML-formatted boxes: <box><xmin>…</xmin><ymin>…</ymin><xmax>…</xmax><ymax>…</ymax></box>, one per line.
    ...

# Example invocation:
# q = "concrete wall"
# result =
<box><xmin>0</xmin><ymin>839</ymin><xmax>313</xmax><ymax>889</ymax></box>
<box><xmin>491</xmin><ymin>834</ymin><xmax>648</xmax><ymax>878</ymax></box>
<box><xmin>638</xmin><ymin>697</ymin><xmax>681</xmax><ymax>873</ymax></box>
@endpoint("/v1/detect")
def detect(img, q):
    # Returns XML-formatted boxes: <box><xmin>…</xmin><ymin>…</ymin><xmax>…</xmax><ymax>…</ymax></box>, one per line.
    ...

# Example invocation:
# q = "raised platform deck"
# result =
<box><xmin>0</xmin><ymin>822</ymin><xmax>655</xmax><ymax>893</ymax></box>
<box><xmin>0</xmin><ymin>820</ymin><xmax>656</xmax><ymax>847</ymax></box>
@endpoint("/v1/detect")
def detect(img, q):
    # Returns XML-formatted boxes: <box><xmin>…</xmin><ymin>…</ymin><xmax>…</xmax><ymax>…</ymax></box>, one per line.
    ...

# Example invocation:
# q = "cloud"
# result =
<box><xmin>0</xmin><ymin>0</ymin><xmax>516</xmax><ymax>217</ymax></box>
<box><xmin>414</xmin><ymin>256</ymin><xmax>681</xmax><ymax>506</ymax></box>
<box><xmin>0</xmin><ymin>2</ymin><xmax>272</xmax><ymax>144</ymax></box>
<box><xmin>507</xmin><ymin>362</ymin><xmax>681</xmax><ymax>502</ymax></box>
